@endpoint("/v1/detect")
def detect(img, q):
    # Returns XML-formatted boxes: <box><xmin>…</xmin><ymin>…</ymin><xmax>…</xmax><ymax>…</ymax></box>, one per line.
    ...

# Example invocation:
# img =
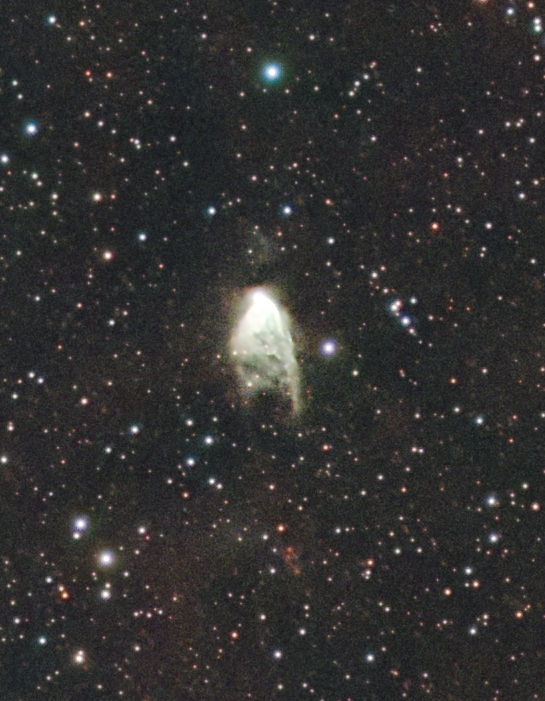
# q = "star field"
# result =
<box><xmin>1</xmin><ymin>1</ymin><xmax>545</xmax><ymax>700</ymax></box>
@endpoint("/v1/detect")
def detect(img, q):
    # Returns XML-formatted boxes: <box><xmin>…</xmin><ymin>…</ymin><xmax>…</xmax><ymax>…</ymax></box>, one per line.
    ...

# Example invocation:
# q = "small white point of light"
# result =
<box><xmin>24</xmin><ymin>121</ymin><xmax>39</xmax><ymax>136</ymax></box>
<box><xmin>320</xmin><ymin>339</ymin><xmax>338</xmax><ymax>357</ymax></box>
<box><xmin>262</xmin><ymin>62</ymin><xmax>282</xmax><ymax>82</ymax></box>
<box><xmin>72</xmin><ymin>516</ymin><xmax>89</xmax><ymax>533</ymax></box>
<box><xmin>98</xmin><ymin>550</ymin><xmax>115</xmax><ymax>567</ymax></box>
<box><xmin>390</xmin><ymin>299</ymin><xmax>402</xmax><ymax>314</ymax></box>
<box><xmin>73</xmin><ymin>649</ymin><xmax>86</xmax><ymax>664</ymax></box>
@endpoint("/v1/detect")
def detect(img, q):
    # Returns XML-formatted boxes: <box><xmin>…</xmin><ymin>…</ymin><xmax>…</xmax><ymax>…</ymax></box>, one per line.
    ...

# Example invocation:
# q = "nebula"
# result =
<box><xmin>230</xmin><ymin>287</ymin><xmax>300</xmax><ymax>414</ymax></box>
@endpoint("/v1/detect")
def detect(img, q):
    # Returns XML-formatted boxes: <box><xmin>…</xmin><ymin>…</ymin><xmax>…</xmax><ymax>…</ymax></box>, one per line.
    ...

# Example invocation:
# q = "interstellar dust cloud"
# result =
<box><xmin>229</xmin><ymin>287</ymin><xmax>300</xmax><ymax>415</ymax></box>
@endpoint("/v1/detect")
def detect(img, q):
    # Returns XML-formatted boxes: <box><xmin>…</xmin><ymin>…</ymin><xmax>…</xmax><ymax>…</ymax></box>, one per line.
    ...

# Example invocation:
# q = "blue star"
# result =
<box><xmin>262</xmin><ymin>62</ymin><xmax>282</xmax><ymax>83</ymax></box>
<box><xmin>23</xmin><ymin>120</ymin><xmax>39</xmax><ymax>137</ymax></box>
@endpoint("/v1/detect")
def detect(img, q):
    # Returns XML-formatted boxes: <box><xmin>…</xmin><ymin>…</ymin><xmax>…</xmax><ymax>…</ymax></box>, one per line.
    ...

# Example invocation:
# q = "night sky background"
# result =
<box><xmin>1</xmin><ymin>1</ymin><xmax>545</xmax><ymax>699</ymax></box>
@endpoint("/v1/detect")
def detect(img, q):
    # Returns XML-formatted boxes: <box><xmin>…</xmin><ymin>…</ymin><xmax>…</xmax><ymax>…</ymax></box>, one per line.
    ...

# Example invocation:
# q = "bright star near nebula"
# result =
<box><xmin>320</xmin><ymin>339</ymin><xmax>338</xmax><ymax>357</ymax></box>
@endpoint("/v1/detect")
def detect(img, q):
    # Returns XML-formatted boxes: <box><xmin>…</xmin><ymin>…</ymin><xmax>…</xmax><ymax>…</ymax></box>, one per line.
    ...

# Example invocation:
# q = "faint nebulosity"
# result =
<box><xmin>0</xmin><ymin>1</ymin><xmax>544</xmax><ymax>700</ymax></box>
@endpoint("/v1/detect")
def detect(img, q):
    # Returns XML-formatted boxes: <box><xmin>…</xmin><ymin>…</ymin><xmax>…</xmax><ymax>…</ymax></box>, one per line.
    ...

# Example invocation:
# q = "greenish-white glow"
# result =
<box><xmin>230</xmin><ymin>287</ymin><xmax>300</xmax><ymax>413</ymax></box>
